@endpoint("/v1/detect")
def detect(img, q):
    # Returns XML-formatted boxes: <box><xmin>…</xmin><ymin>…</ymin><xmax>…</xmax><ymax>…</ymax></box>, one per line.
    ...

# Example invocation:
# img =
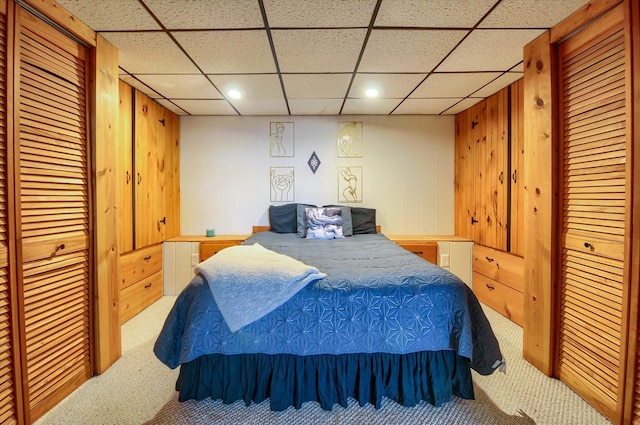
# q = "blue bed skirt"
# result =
<box><xmin>175</xmin><ymin>350</ymin><xmax>474</xmax><ymax>411</ymax></box>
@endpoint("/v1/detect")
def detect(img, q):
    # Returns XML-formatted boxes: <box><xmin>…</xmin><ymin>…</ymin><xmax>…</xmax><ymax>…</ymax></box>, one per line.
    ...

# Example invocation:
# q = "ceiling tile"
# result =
<box><xmin>154</xmin><ymin>99</ymin><xmax>189</xmax><ymax>116</ymax></box>
<box><xmin>288</xmin><ymin>99</ymin><xmax>343</xmax><ymax>115</ymax></box>
<box><xmin>172</xmin><ymin>99</ymin><xmax>239</xmax><ymax>115</ymax></box>
<box><xmin>411</xmin><ymin>72</ymin><xmax>502</xmax><ymax>98</ymax></box>
<box><xmin>442</xmin><ymin>98</ymin><xmax>484</xmax><ymax>114</ymax></box>
<box><xmin>273</xmin><ymin>29</ymin><xmax>366</xmax><ymax>73</ymax></box>
<box><xmin>473</xmin><ymin>72</ymin><xmax>524</xmax><ymax>98</ymax></box>
<box><xmin>349</xmin><ymin>73</ymin><xmax>426</xmax><ymax>99</ymax></box>
<box><xmin>207</xmin><ymin>74</ymin><xmax>284</xmax><ymax>99</ymax></box>
<box><xmin>480</xmin><ymin>0</ymin><xmax>589</xmax><ymax>28</ymax></box>
<box><xmin>436</xmin><ymin>29</ymin><xmax>545</xmax><ymax>72</ymax></box>
<box><xmin>56</xmin><ymin>0</ymin><xmax>159</xmax><ymax>30</ymax></box>
<box><xmin>264</xmin><ymin>0</ymin><xmax>377</xmax><ymax>27</ymax></box>
<box><xmin>392</xmin><ymin>98</ymin><xmax>462</xmax><ymax>115</ymax></box>
<box><xmin>359</xmin><ymin>30</ymin><xmax>467</xmax><ymax>73</ymax></box>
<box><xmin>283</xmin><ymin>74</ymin><xmax>352</xmax><ymax>99</ymax></box>
<box><xmin>341</xmin><ymin>98</ymin><xmax>402</xmax><ymax>115</ymax></box>
<box><xmin>145</xmin><ymin>0</ymin><xmax>264</xmax><ymax>29</ymax></box>
<box><xmin>174</xmin><ymin>30</ymin><xmax>276</xmax><ymax>73</ymax></box>
<box><xmin>376</xmin><ymin>0</ymin><xmax>497</xmax><ymax>28</ymax></box>
<box><xmin>229</xmin><ymin>98</ymin><xmax>290</xmax><ymax>115</ymax></box>
<box><xmin>102</xmin><ymin>32</ymin><xmax>198</xmax><ymax>74</ymax></box>
<box><xmin>136</xmin><ymin>74</ymin><xmax>223</xmax><ymax>99</ymax></box>
<box><xmin>118</xmin><ymin>74</ymin><xmax>162</xmax><ymax>98</ymax></box>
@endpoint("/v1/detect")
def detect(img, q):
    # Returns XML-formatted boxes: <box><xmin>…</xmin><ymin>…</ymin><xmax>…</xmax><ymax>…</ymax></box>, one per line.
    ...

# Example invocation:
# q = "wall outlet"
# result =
<box><xmin>440</xmin><ymin>254</ymin><xmax>450</xmax><ymax>267</ymax></box>
<box><xmin>191</xmin><ymin>254</ymin><xmax>199</xmax><ymax>266</ymax></box>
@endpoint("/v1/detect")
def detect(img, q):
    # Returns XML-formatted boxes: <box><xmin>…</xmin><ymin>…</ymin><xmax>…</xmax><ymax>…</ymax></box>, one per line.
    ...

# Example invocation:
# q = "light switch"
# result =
<box><xmin>440</xmin><ymin>254</ymin><xmax>450</xmax><ymax>267</ymax></box>
<box><xmin>191</xmin><ymin>254</ymin><xmax>199</xmax><ymax>266</ymax></box>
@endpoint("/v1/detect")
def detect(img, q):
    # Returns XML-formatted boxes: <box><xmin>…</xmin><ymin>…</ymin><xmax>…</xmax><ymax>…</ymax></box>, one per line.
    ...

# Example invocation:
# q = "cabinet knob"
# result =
<box><xmin>159</xmin><ymin>217</ymin><xmax>166</xmax><ymax>225</ymax></box>
<box><xmin>485</xmin><ymin>256</ymin><xmax>494</xmax><ymax>263</ymax></box>
<box><xmin>584</xmin><ymin>242</ymin><xmax>593</xmax><ymax>250</ymax></box>
<box><xmin>137</xmin><ymin>173</ymin><xmax>142</xmax><ymax>184</ymax></box>
<box><xmin>486</xmin><ymin>284</ymin><xmax>495</xmax><ymax>290</ymax></box>
<box><xmin>471</xmin><ymin>217</ymin><xmax>478</xmax><ymax>225</ymax></box>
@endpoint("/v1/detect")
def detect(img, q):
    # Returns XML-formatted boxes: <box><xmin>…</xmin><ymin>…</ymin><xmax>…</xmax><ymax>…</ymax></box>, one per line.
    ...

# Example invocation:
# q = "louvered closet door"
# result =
<box><xmin>557</xmin><ymin>5</ymin><xmax>626</xmax><ymax>421</ymax></box>
<box><xmin>16</xmin><ymin>7</ymin><xmax>92</xmax><ymax>421</ymax></box>
<box><xmin>0</xmin><ymin>2</ymin><xmax>21</xmax><ymax>424</ymax></box>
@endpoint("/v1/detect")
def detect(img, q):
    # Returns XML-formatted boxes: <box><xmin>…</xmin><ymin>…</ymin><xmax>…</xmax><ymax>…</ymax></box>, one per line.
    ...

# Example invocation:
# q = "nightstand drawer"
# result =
<box><xmin>200</xmin><ymin>239</ymin><xmax>244</xmax><ymax>262</ymax></box>
<box><xmin>395</xmin><ymin>241</ymin><xmax>438</xmax><ymax>264</ymax></box>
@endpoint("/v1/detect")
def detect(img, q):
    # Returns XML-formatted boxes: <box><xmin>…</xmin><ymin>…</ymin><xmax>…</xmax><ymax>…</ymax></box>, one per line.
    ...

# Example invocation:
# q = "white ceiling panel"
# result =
<box><xmin>341</xmin><ymin>98</ymin><xmax>402</xmax><ymax>115</ymax></box>
<box><xmin>480</xmin><ymin>0</ymin><xmax>588</xmax><ymax>28</ymax></box>
<box><xmin>56</xmin><ymin>0</ymin><xmax>160</xmax><ymax>30</ymax></box>
<box><xmin>411</xmin><ymin>72</ymin><xmax>502</xmax><ymax>98</ymax></box>
<box><xmin>272</xmin><ymin>29</ymin><xmax>367</xmax><ymax>73</ymax></box>
<box><xmin>208</xmin><ymin>74</ymin><xmax>284</xmax><ymax>99</ymax></box>
<box><xmin>359</xmin><ymin>30</ymin><xmax>467</xmax><ymax>73</ymax></box>
<box><xmin>229</xmin><ymin>98</ymin><xmax>290</xmax><ymax>115</ymax></box>
<box><xmin>103</xmin><ymin>32</ymin><xmax>198</xmax><ymax>74</ymax></box>
<box><xmin>349</xmin><ymin>73</ymin><xmax>426</xmax><ymax>99</ymax></box>
<box><xmin>283</xmin><ymin>74</ymin><xmax>352</xmax><ymax>99</ymax></box>
<box><xmin>392</xmin><ymin>98</ymin><xmax>462</xmax><ymax>115</ymax></box>
<box><xmin>118</xmin><ymin>74</ymin><xmax>162</xmax><ymax>99</ymax></box>
<box><xmin>175</xmin><ymin>30</ymin><xmax>275</xmax><ymax>74</ymax></box>
<box><xmin>436</xmin><ymin>29</ymin><xmax>545</xmax><ymax>72</ymax></box>
<box><xmin>443</xmin><ymin>97</ymin><xmax>484</xmax><ymax>115</ymax></box>
<box><xmin>375</xmin><ymin>0</ymin><xmax>497</xmax><ymax>28</ymax></box>
<box><xmin>155</xmin><ymin>99</ymin><xmax>189</xmax><ymax>116</ymax></box>
<box><xmin>56</xmin><ymin>0</ymin><xmax>590</xmax><ymax>115</ymax></box>
<box><xmin>288</xmin><ymin>99</ymin><xmax>343</xmax><ymax>115</ymax></box>
<box><xmin>136</xmin><ymin>74</ymin><xmax>223</xmax><ymax>99</ymax></box>
<box><xmin>172</xmin><ymin>99</ymin><xmax>239</xmax><ymax>116</ymax></box>
<box><xmin>473</xmin><ymin>72</ymin><xmax>524</xmax><ymax>98</ymax></box>
<box><xmin>264</xmin><ymin>0</ymin><xmax>378</xmax><ymax>27</ymax></box>
<box><xmin>145</xmin><ymin>0</ymin><xmax>264</xmax><ymax>29</ymax></box>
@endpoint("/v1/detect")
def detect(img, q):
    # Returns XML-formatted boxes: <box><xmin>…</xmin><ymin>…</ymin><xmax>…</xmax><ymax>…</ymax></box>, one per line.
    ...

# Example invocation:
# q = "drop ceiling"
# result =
<box><xmin>55</xmin><ymin>0</ymin><xmax>589</xmax><ymax>116</ymax></box>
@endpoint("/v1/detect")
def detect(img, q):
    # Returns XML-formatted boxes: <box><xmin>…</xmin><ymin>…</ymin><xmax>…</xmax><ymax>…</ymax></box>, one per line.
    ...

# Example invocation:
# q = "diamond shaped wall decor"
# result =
<box><xmin>307</xmin><ymin>151</ymin><xmax>321</xmax><ymax>174</ymax></box>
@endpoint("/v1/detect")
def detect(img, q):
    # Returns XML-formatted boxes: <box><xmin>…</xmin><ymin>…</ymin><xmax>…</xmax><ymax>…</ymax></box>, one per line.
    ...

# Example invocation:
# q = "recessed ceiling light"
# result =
<box><xmin>228</xmin><ymin>89</ymin><xmax>242</xmax><ymax>99</ymax></box>
<box><xmin>365</xmin><ymin>88</ymin><xmax>379</xmax><ymax>98</ymax></box>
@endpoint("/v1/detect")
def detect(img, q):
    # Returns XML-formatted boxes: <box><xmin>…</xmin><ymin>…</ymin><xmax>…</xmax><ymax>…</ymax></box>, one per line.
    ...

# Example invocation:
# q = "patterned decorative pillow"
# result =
<box><xmin>305</xmin><ymin>207</ymin><xmax>345</xmax><ymax>240</ymax></box>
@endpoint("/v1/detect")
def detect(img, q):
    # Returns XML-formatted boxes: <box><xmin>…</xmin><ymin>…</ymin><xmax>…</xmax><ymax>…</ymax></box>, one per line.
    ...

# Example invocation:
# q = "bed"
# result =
<box><xmin>153</xmin><ymin>205</ymin><xmax>504</xmax><ymax>412</ymax></box>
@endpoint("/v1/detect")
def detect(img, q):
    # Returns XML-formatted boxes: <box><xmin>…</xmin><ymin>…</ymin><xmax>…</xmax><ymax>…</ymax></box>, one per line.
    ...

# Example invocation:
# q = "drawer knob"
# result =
<box><xmin>144</xmin><ymin>283</ymin><xmax>152</xmax><ymax>289</ymax></box>
<box><xmin>486</xmin><ymin>284</ymin><xmax>495</xmax><ymax>290</ymax></box>
<box><xmin>412</xmin><ymin>251</ymin><xmax>424</xmax><ymax>255</ymax></box>
<box><xmin>584</xmin><ymin>242</ymin><xmax>593</xmax><ymax>250</ymax></box>
<box><xmin>144</xmin><ymin>255</ymin><xmax>151</xmax><ymax>260</ymax></box>
<box><xmin>485</xmin><ymin>256</ymin><xmax>494</xmax><ymax>263</ymax></box>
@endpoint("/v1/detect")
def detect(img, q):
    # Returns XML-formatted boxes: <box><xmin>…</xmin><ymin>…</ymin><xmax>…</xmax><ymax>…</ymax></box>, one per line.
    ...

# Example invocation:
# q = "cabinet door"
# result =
<box><xmin>134</xmin><ymin>91</ymin><xmax>166</xmax><ymax>248</ymax></box>
<box><xmin>557</xmin><ymin>5</ymin><xmax>626</xmax><ymax>421</ymax></box>
<box><xmin>164</xmin><ymin>110</ymin><xmax>180</xmax><ymax>239</ymax></box>
<box><xmin>509</xmin><ymin>79</ymin><xmax>525</xmax><ymax>257</ymax></box>
<box><xmin>118</xmin><ymin>80</ymin><xmax>133</xmax><ymax>253</ymax></box>
<box><xmin>17</xmin><ymin>8</ymin><xmax>92</xmax><ymax>422</ymax></box>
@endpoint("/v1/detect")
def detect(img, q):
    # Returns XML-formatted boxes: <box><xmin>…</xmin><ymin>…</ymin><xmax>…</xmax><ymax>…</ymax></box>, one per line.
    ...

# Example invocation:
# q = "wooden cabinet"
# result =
<box><xmin>117</xmin><ymin>81</ymin><xmax>180</xmax><ymax>253</ymax></box>
<box><xmin>119</xmin><ymin>244</ymin><xmax>163</xmax><ymax>323</ymax></box>
<box><xmin>455</xmin><ymin>80</ymin><xmax>525</xmax><ymax>255</ymax></box>
<box><xmin>472</xmin><ymin>245</ymin><xmax>524</xmax><ymax>326</ymax></box>
<box><xmin>116</xmin><ymin>81</ymin><xmax>180</xmax><ymax>321</ymax></box>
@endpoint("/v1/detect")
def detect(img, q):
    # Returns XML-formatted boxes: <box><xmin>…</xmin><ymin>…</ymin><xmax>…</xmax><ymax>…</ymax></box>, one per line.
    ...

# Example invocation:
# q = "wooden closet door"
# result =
<box><xmin>16</xmin><ymin>7</ymin><xmax>92</xmax><ymax>422</ymax></box>
<box><xmin>0</xmin><ymin>1</ymin><xmax>22</xmax><ymax>423</ymax></box>
<box><xmin>557</xmin><ymin>5</ymin><xmax>626</xmax><ymax>421</ymax></box>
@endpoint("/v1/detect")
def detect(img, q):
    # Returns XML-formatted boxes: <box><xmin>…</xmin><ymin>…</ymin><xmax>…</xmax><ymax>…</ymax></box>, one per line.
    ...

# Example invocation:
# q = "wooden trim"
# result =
<box><xmin>20</xmin><ymin>0</ymin><xmax>95</xmax><ymax>46</ymax></box>
<box><xmin>622</xmin><ymin>0</ymin><xmax>640</xmax><ymax>421</ymax></box>
<box><xmin>550</xmin><ymin>0</ymin><xmax>623</xmax><ymax>43</ymax></box>
<box><xmin>522</xmin><ymin>30</ymin><xmax>557</xmax><ymax>376</ymax></box>
<box><xmin>93</xmin><ymin>34</ymin><xmax>120</xmax><ymax>374</ymax></box>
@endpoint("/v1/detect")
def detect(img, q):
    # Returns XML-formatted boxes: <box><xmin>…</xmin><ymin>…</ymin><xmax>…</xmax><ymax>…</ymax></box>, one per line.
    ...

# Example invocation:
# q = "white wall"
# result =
<box><xmin>180</xmin><ymin>115</ymin><xmax>455</xmax><ymax>236</ymax></box>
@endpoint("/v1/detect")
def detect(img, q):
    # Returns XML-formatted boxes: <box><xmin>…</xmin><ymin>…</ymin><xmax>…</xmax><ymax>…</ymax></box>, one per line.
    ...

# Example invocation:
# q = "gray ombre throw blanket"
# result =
<box><xmin>194</xmin><ymin>243</ymin><xmax>327</xmax><ymax>332</ymax></box>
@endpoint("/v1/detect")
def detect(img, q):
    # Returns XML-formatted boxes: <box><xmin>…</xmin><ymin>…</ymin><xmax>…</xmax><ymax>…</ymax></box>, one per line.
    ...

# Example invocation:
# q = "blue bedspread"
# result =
<box><xmin>154</xmin><ymin>233</ymin><xmax>503</xmax><ymax>375</ymax></box>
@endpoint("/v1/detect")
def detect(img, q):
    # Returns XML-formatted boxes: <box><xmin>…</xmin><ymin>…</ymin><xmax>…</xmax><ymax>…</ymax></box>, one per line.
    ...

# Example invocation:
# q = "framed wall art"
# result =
<box><xmin>270</xmin><ymin>167</ymin><xmax>295</xmax><ymax>202</ymax></box>
<box><xmin>269</xmin><ymin>122</ymin><xmax>294</xmax><ymax>157</ymax></box>
<box><xmin>338</xmin><ymin>166</ymin><xmax>362</xmax><ymax>203</ymax></box>
<box><xmin>337</xmin><ymin>122</ymin><xmax>363</xmax><ymax>158</ymax></box>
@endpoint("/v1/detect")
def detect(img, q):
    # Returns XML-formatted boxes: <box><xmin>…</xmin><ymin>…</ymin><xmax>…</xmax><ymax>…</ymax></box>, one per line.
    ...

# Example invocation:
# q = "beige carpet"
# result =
<box><xmin>35</xmin><ymin>296</ymin><xmax>611</xmax><ymax>425</ymax></box>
